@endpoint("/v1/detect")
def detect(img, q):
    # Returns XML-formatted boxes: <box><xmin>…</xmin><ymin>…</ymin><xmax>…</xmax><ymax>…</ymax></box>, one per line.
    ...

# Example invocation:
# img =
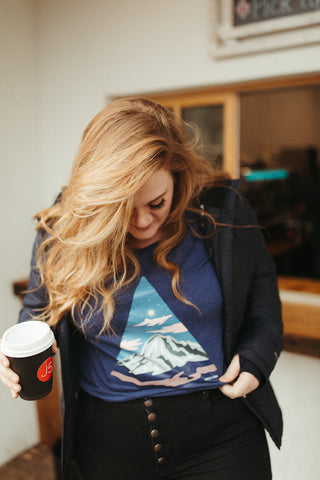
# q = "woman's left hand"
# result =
<box><xmin>219</xmin><ymin>354</ymin><xmax>259</xmax><ymax>399</ymax></box>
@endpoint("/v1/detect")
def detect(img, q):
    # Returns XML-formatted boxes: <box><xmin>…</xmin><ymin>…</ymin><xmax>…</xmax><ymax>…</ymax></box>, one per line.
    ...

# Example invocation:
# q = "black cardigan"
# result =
<box><xmin>21</xmin><ymin>181</ymin><xmax>283</xmax><ymax>479</ymax></box>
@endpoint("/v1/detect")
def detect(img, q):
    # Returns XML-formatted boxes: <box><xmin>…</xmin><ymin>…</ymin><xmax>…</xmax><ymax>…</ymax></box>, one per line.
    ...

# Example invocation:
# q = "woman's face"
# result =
<box><xmin>129</xmin><ymin>168</ymin><xmax>175</xmax><ymax>248</ymax></box>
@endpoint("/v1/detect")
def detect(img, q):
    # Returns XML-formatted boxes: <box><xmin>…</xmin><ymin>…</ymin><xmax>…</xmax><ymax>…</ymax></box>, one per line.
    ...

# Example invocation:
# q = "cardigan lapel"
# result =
<box><xmin>202</xmin><ymin>181</ymin><xmax>240</xmax><ymax>362</ymax></box>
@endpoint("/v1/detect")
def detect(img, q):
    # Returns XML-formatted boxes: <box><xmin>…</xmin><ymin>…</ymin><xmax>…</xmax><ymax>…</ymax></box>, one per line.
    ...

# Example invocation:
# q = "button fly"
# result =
<box><xmin>148</xmin><ymin>412</ymin><xmax>156</xmax><ymax>422</ymax></box>
<box><xmin>150</xmin><ymin>429</ymin><xmax>159</xmax><ymax>438</ymax></box>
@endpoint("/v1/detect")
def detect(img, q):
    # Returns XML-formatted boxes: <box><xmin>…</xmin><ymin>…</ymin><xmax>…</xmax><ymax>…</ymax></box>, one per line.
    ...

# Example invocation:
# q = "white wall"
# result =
<box><xmin>268</xmin><ymin>352</ymin><xmax>320</xmax><ymax>479</ymax></box>
<box><xmin>1</xmin><ymin>0</ymin><xmax>320</xmax><ymax>474</ymax></box>
<box><xmin>0</xmin><ymin>0</ymin><xmax>41</xmax><ymax>466</ymax></box>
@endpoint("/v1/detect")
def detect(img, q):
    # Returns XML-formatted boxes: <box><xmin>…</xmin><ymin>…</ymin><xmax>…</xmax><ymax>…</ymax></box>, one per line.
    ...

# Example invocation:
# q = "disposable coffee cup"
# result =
<box><xmin>1</xmin><ymin>321</ymin><xmax>55</xmax><ymax>401</ymax></box>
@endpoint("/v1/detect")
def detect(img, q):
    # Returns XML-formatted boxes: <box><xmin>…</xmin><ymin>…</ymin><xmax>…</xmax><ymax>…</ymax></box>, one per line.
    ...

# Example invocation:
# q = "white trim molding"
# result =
<box><xmin>210</xmin><ymin>0</ymin><xmax>320</xmax><ymax>58</ymax></box>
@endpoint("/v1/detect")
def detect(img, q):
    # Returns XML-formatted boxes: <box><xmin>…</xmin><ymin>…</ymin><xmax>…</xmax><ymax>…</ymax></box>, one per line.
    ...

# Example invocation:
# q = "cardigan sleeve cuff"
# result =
<box><xmin>239</xmin><ymin>355</ymin><xmax>265</xmax><ymax>386</ymax></box>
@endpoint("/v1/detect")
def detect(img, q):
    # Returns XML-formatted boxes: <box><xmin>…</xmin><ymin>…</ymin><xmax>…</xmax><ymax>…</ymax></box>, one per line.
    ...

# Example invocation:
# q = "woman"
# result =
<box><xmin>0</xmin><ymin>97</ymin><xmax>283</xmax><ymax>480</ymax></box>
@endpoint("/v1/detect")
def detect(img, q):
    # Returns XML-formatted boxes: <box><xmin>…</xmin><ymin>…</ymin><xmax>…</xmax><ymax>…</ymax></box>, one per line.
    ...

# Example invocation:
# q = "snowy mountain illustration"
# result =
<box><xmin>117</xmin><ymin>333</ymin><xmax>209</xmax><ymax>376</ymax></box>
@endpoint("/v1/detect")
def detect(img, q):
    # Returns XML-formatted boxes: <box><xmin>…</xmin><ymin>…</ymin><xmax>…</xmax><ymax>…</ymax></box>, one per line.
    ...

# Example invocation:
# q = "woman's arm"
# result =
<box><xmin>234</xmin><ymin>196</ymin><xmax>283</xmax><ymax>378</ymax></box>
<box><xmin>19</xmin><ymin>229</ymin><xmax>49</xmax><ymax>323</ymax></box>
<box><xmin>220</xmin><ymin>195</ymin><xmax>283</xmax><ymax>398</ymax></box>
<box><xmin>0</xmin><ymin>230</ymin><xmax>54</xmax><ymax>399</ymax></box>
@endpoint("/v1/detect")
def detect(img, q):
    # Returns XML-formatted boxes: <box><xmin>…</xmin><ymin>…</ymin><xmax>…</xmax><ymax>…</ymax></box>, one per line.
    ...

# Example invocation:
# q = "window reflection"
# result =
<box><xmin>240</xmin><ymin>86</ymin><xmax>320</xmax><ymax>279</ymax></box>
<box><xmin>182</xmin><ymin>105</ymin><xmax>223</xmax><ymax>168</ymax></box>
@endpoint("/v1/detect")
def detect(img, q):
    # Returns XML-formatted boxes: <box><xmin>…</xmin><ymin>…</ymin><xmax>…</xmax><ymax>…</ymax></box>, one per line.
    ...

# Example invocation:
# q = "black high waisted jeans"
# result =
<box><xmin>75</xmin><ymin>389</ymin><xmax>272</xmax><ymax>480</ymax></box>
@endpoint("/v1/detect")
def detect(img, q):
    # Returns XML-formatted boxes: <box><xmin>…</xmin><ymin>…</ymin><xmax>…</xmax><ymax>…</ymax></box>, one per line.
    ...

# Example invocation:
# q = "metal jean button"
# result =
<box><xmin>150</xmin><ymin>429</ymin><xmax>159</xmax><ymax>438</ymax></box>
<box><xmin>148</xmin><ymin>412</ymin><xmax>156</xmax><ymax>422</ymax></box>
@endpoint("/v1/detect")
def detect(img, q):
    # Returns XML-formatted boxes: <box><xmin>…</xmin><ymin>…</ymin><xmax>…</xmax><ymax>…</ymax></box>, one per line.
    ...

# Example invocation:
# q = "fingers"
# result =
<box><xmin>52</xmin><ymin>340</ymin><xmax>58</xmax><ymax>354</ymax></box>
<box><xmin>219</xmin><ymin>354</ymin><xmax>259</xmax><ymax>400</ymax></box>
<box><xmin>219</xmin><ymin>354</ymin><xmax>240</xmax><ymax>384</ymax></box>
<box><xmin>10</xmin><ymin>387</ymin><xmax>20</xmax><ymax>399</ymax></box>
<box><xmin>219</xmin><ymin>371</ymin><xmax>259</xmax><ymax>399</ymax></box>
<box><xmin>0</xmin><ymin>350</ymin><xmax>10</xmax><ymax>368</ymax></box>
<box><xmin>0</xmin><ymin>344</ymin><xmax>21</xmax><ymax>399</ymax></box>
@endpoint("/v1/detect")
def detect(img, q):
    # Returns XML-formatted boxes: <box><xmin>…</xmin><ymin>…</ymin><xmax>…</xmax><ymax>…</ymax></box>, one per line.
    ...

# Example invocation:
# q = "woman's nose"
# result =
<box><xmin>132</xmin><ymin>208</ymin><xmax>152</xmax><ymax>228</ymax></box>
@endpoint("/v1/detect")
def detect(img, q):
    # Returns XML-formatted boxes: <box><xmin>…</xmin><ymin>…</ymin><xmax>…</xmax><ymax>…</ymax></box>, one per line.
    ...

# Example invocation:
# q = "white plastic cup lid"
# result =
<box><xmin>1</xmin><ymin>321</ymin><xmax>54</xmax><ymax>358</ymax></box>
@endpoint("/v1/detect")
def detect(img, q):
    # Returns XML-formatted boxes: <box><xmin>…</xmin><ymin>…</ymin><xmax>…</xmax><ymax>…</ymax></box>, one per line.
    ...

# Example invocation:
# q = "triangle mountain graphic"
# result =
<box><xmin>115</xmin><ymin>276</ymin><xmax>210</xmax><ymax>377</ymax></box>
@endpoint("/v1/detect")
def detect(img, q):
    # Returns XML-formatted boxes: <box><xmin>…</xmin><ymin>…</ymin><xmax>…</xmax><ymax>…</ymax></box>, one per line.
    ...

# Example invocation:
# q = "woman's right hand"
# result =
<box><xmin>0</xmin><ymin>339</ymin><xmax>21</xmax><ymax>399</ymax></box>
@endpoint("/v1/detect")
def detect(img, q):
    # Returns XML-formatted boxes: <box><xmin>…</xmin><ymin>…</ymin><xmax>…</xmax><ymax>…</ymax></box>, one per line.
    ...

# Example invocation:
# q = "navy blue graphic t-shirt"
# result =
<box><xmin>75</xmin><ymin>230</ymin><xmax>225</xmax><ymax>401</ymax></box>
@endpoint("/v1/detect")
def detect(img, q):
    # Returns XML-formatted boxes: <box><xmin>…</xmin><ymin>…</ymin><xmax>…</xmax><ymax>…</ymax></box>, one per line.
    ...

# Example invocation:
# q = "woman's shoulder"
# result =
<box><xmin>200</xmin><ymin>178</ymin><xmax>240</xmax><ymax>210</ymax></box>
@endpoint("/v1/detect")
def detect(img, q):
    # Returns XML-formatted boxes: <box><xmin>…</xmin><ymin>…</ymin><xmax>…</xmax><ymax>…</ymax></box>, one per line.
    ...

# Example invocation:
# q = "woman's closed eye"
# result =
<box><xmin>149</xmin><ymin>198</ymin><xmax>165</xmax><ymax>210</ymax></box>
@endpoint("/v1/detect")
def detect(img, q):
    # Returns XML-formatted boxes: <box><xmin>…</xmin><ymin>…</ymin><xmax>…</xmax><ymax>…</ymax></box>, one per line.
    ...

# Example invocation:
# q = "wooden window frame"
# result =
<box><xmin>149</xmin><ymin>91</ymin><xmax>240</xmax><ymax>179</ymax></box>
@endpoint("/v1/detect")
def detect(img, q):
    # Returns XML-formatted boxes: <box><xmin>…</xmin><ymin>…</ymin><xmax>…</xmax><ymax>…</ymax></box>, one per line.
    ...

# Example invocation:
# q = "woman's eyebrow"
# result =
<box><xmin>148</xmin><ymin>190</ymin><xmax>167</xmax><ymax>204</ymax></box>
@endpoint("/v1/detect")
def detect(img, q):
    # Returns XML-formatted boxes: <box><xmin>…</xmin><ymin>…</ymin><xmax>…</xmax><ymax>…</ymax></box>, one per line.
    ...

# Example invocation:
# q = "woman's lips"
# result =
<box><xmin>131</xmin><ymin>224</ymin><xmax>152</xmax><ymax>232</ymax></box>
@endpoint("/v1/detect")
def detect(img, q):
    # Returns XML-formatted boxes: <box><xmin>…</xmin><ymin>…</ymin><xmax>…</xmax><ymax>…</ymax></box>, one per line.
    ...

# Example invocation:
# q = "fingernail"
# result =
<box><xmin>13</xmin><ymin>384</ymin><xmax>20</xmax><ymax>392</ymax></box>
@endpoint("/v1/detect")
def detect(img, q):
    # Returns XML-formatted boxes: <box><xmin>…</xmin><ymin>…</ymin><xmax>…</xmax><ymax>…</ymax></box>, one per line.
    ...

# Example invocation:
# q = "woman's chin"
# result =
<box><xmin>129</xmin><ymin>229</ymin><xmax>160</xmax><ymax>248</ymax></box>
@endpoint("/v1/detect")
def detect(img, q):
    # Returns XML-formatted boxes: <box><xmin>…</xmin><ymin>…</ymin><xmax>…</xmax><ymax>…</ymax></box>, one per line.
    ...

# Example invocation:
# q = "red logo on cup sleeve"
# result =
<box><xmin>37</xmin><ymin>357</ymin><xmax>53</xmax><ymax>382</ymax></box>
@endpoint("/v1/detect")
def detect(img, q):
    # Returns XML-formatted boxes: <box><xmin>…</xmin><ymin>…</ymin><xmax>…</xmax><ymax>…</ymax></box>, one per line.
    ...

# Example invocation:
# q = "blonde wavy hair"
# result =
<box><xmin>34</xmin><ymin>96</ymin><xmax>225</xmax><ymax>332</ymax></box>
